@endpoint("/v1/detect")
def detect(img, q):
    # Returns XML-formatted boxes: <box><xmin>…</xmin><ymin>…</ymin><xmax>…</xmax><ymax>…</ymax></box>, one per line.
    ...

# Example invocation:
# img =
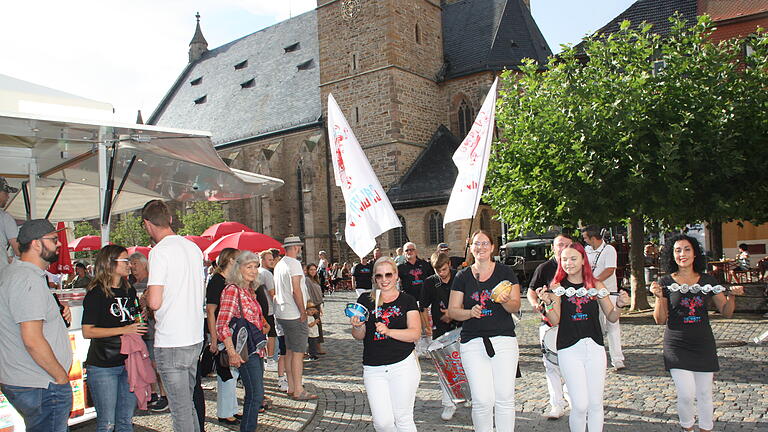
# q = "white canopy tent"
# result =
<box><xmin>0</xmin><ymin>110</ymin><xmax>284</xmax><ymax>242</ymax></box>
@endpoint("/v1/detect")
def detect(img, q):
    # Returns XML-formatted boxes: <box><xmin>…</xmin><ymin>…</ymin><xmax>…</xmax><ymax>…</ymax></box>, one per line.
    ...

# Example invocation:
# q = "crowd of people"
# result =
<box><xmin>0</xmin><ymin>184</ymin><xmax>754</xmax><ymax>432</ymax></box>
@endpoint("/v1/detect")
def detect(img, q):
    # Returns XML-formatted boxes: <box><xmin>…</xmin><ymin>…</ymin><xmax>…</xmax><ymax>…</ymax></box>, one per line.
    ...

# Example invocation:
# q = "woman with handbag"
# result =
<box><xmin>82</xmin><ymin>245</ymin><xmax>147</xmax><ymax>432</ymax></box>
<box><xmin>216</xmin><ymin>251</ymin><xmax>268</xmax><ymax>432</ymax></box>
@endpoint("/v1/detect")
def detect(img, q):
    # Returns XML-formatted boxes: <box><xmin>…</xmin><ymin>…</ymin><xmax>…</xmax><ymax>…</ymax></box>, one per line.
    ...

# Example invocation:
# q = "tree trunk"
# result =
<box><xmin>708</xmin><ymin>221</ymin><xmax>723</xmax><ymax>259</ymax></box>
<box><xmin>628</xmin><ymin>215</ymin><xmax>650</xmax><ymax>310</ymax></box>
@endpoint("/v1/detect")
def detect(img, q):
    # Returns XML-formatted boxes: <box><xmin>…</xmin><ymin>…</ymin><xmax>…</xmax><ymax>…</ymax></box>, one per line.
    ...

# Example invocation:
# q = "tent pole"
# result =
<box><xmin>98</xmin><ymin>127</ymin><xmax>111</xmax><ymax>245</ymax></box>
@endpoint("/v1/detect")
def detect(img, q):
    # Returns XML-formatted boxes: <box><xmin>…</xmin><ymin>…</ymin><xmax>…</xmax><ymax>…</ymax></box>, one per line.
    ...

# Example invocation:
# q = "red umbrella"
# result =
<box><xmin>126</xmin><ymin>246</ymin><xmax>151</xmax><ymax>259</ymax></box>
<box><xmin>201</xmin><ymin>221</ymin><xmax>254</xmax><ymax>240</ymax></box>
<box><xmin>48</xmin><ymin>222</ymin><xmax>73</xmax><ymax>274</ymax></box>
<box><xmin>184</xmin><ymin>235</ymin><xmax>213</xmax><ymax>251</ymax></box>
<box><xmin>68</xmin><ymin>235</ymin><xmax>107</xmax><ymax>252</ymax></box>
<box><xmin>203</xmin><ymin>232</ymin><xmax>284</xmax><ymax>261</ymax></box>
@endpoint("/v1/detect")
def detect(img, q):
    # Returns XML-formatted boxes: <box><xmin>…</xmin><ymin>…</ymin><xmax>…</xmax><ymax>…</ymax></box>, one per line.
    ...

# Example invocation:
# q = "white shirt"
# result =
<box><xmin>307</xmin><ymin>315</ymin><xmax>319</xmax><ymax>338</ymax></box>
<box><xmin>258</xmin><ymin>267</ymin><xmax>275</xmax><ymax>316</ymax></box>
<box><xmin>585</xmin><ymin>241</ymin><xmax>618</xmax><ymax>292</ymax></box>
<box><xmin>273</xmin><ymin>255</ymin><xmax>307</xmax><ymax>320</ymax></box>
<box><xmin>147</xmin><ymin>235</ymin><xmax>205</xmax><ymax>347</ymax></box>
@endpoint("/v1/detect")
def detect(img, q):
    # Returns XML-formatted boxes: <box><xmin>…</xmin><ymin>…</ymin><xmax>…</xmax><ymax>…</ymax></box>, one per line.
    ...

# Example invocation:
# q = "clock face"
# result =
<box><xmin>341</xmin><ymin>0</ymin><xmax>361</xmax><ymax>20</ymax></box>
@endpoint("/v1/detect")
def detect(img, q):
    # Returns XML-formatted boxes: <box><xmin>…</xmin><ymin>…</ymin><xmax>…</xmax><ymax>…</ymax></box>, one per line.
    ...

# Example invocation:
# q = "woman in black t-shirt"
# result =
<box><xmin>650</xmin><ymin>234</ymin><xmax>743</xmax><ymax>432</ymax></box>
<box><xmin>448</xmin><ymin>230</ymin><xmax>521</xmax><ymax>432</ymax></box>
<box><xmin>537</xmin><ymin>242</ymin><xmax>622</xmax><ymax>432</ymax></box>
<box><xmin>349</xmin><ymin>257</ymin><xmax>420</xmax><ymax>431</ymax></box>
<box><xmin>82</xmin><ymin>245</ymin><xmax>147</xmax><ymax>432</ymax></box>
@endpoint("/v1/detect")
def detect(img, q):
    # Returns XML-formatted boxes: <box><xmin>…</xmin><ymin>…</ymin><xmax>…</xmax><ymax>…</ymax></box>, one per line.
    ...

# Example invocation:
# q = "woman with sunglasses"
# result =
<box><xmin>82</xmin><ymin>245</ymin><xmax>147</xmax><ymax>432</ymax></box>
<box><xmin>650</xmin><ymin>234</ymin><xmax>742</xmax><ymax>432</ymax></box>
<box><xmin>349</xmin><ymin>256</ymin><xmax>421</xmax><ymax>431</ymax></box>
<box><xmin>449</xmin><ymin>230</ymin><xmax>521</xmax><ymax>431</ymax></box>
<box><xmin>536</xmin><ymin>243</ymin><xmax>624</xmax><ymax>432</ymax></box>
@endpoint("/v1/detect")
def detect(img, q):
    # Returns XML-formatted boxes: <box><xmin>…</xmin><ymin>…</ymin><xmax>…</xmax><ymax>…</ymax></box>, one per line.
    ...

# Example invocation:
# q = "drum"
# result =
<box><xmin>427</xmin><ymin>328</ymin><xmax>471</xmax><ymax>404</ymax></box>
<box><xmin>541</xmin><ymin>326</ymin><xmax>558</xmax><ymax>366</ymax></box>
<box><xmin>344</xmin><ymin>303</ymin><xmax>369</xmax><ymax>322</ymax></box>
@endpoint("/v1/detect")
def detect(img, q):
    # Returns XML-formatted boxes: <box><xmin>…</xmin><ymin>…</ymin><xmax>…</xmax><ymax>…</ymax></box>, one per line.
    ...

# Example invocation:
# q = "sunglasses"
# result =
<box><xmin>374</xmin><ymin>272</ymin><xmax>395</xmax><ymax>280</ymax></box>
<box><xmin>405</xmin><ymin>248</ymin><xmax>415</xmax><ymax>252</ymax></box>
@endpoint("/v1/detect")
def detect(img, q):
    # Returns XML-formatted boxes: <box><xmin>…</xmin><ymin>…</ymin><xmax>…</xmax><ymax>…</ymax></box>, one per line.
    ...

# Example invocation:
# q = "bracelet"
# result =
<box><xmin>545</xmin><ymin>303</ymin><xmax>554</xmax><ymax>312</ymax></box>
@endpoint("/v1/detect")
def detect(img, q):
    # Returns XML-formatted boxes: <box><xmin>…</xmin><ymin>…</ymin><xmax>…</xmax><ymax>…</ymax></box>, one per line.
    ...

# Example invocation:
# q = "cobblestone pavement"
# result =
<box><xmin>74</xmin><ymin>290</ymin><xmax>767</xmax><ymax>431</ymax></box>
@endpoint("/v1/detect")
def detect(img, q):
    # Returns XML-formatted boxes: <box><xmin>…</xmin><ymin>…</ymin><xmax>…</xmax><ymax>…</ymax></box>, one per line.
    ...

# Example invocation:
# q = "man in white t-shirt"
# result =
<box><xmin>142</xmin><ymin>200</ymin><xmax>205</xmax><ymax>432</ymax></box>
<box><xmin>582</xmin><ymin>225</ymin><xmax>625</xmax><ymax>370</ymax></box>
<box><xmin>0</xmin><ymin>177</ymin><xmax>20</xmax><ymax>271</ymax></box>
<box><xmin>273</xmin><ymin>236</ymin><xmax>316</xmax><ymax>400</ymax></box>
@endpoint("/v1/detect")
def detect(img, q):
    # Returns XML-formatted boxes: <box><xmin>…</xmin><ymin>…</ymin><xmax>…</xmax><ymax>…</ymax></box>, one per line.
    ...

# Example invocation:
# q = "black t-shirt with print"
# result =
<box><xmin>352</xmin><ymin>262</ymin><xmax>374</xmax><ymax>291</ymax></box>
<box><xmin>82</xmin><ymin>284</ymin><xmax>140</xmax><ymax>368</ymax></box>
<box><xmin>397</xmin><ymin>258</ymin><xmax>435</xmax><ymax>310</ymax></box>
<box><xmin>529</xmin><ymin>259</ymin><xmax>559</xmax><ymax>324</ymax></box>
<box><xmin>422</xmin><ymin>271</ymin><xmax>461</xmax><ymax>339</ymax></box>
<box><xmin>661</xmin><ymin>273</ymin><xmax>719</xmax><ymax>372</ymax></box>
<box><xmin>451</xmin><ymin>263</ymin><xmax>518</xmax><ymax>343</ymax></box>
<box><xmin>357</xmin><ymin>292</ymin><xmax>418</xmax><ymax>366</ymax></box>
<box><xmin>555</xmin><ymin>278</ymin><xmax>604</xmax><ymax>351</ymax></box>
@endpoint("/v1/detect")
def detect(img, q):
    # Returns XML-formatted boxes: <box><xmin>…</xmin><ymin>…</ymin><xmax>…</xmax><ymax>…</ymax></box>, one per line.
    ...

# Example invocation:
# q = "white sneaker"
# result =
<box><xmin>545</xmin><ymin>405</ymin><xmax>564</xmax><ymax>419</ymax></box>
<box><xmin>265</xmin><ymin>358</ymin><xmax>278</xmax><ymax>371</ymax></box>
<box><xmin>613</xmin><ymin>360</ymin><xmax>626</xmax><ymax>371</ymax></box>
<box><xmin>278</xmin><ymin>375</ymin><xmax>288</xmax><ymax>392</ymax></box>
<box><xmin>441</xmin><ymin>405</ymin><xmax>456</xmax><ymax>421</ymax></box>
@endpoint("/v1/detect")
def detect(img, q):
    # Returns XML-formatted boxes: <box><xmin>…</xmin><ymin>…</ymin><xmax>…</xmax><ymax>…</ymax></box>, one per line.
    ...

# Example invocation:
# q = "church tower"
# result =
<box><xmin>188</xmin><ymin>12</ymin><xmax>208</xmax><ymax>63</ymax></box>
<box><xmin>316</xmin><ymin>0</ymin><xmax>445</xmax><ymax>187</ymax></box>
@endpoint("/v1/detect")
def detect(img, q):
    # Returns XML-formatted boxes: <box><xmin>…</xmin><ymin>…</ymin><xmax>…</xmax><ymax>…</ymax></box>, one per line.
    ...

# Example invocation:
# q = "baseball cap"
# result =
<box><xmin>0</xmin><ymin>177</ymin><xmax>18</xmax><ymax>194</ymax></box>
<box><xmin>18</xmin><ymin>219</ymin><xmax>62</xmax><ymax>244</ymax></box>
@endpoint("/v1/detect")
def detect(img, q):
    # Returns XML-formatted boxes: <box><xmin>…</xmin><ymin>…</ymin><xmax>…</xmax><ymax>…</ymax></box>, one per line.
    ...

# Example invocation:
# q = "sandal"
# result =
<box><xmin>292</xmin><ymin>391</ymin><xmax>318</xmax><ymax>401</ymax></box>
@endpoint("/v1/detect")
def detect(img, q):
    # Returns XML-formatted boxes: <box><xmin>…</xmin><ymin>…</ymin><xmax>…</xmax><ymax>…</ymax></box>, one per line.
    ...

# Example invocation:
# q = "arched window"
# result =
<box><xmin>390</xmin><ymin>215</ymin><xmax>407</xmax><ymax>248</ymax></box>
<box><xmin>428</xmin><ymin>211</ymin><xmax>444</xmax><ymax>245</ymax></box>
<box><xmin>458</xmin><ymin>99</ymin><xmax>474</xmax><ymax>138</ymax></box>
<box><xmin>480</xmin><ymin>209</ymin><xmax>491</xmax><ymax>231</ymax></box>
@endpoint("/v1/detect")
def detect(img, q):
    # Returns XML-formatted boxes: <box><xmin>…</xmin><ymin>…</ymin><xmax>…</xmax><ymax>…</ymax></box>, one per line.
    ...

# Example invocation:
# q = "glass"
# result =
<box><xmin>473</xmin><ymin>241</ymin><xmax>491</xmax><ymax>247</ymax></box>
<box><xmin>374</xmin><ymin>272</ymin><xmax>395</xmax><ymax>280</ymax></box>
<box><xmin>40</xmin><ymin>236</ymin><xmax>59</xmax><ymax>242</ymax></box>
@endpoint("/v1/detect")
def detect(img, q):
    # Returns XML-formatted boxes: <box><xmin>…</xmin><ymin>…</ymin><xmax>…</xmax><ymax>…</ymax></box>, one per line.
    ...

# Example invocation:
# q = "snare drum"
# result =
<box><xmin>427</xmin><ymin>328</ymin><xmax>471</xmax><ymax>403</ymax></box>
<box><xmin>541</xmin><ymin>326</ymin><xmax>558</xmax><ymax>365</ymax></box>
<box><xmin>344</xmin><ymin>303</ymin><xmax>370</xmax><ymax>322</ymax></box>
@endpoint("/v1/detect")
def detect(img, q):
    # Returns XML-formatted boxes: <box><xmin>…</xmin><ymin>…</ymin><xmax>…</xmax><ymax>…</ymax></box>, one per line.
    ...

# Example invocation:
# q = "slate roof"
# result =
<box><xmin>704</xmin><ymin>0</ymin><xmax>768</xmax><ymax>22</ymax></box>
<box><xmin>148</xmin><ymin>10</ymin><xmax>321</xmax><ymax>146</ymax></box>
<box><xmin>593</xmin><ymin>0</ymin><xmax>698</xmax><ymax>37</ymax></box>
<box><xmin>441</xmin><ymin>0</ymin><xmax>552</xmax><ymax>79</ymax></box>
<box><xmin>387</xmin><ymin>125</ymin><xmax>461</xmax><ymax>208</ymax></box>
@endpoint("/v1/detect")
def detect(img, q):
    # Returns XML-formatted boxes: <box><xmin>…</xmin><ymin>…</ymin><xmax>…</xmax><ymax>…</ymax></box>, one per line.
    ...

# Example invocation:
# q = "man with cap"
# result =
<box><xmin>0</xmin><ymin>177</ymin><xmax>20</xmax><ymax>271</ymax></box>
<box><xmin>0</xmin><ymin>219</ymin><xmax>73</xmax><ymax>431</ymax></box>
<box><xmin>437</xmin><ymin>242</ymin><xmax>464</xmax><ymax>269</ymax></box>
<box><xmin>274</xmin><ymin>236</ymin><xmax>316</xmax><ymax>400</ymax></box>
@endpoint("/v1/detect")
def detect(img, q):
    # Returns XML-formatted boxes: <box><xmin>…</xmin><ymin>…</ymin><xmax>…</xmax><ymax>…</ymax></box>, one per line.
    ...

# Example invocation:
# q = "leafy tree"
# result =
<box><xmin>72</xmin><ymin>220</ymin><xmax>100</xmax><ymax>261</ymax></box>
<box><xmin>178</xmin><ymin>201</ymin><xmax>226</xmax><ymax>236</ymax></box>
<box><xmin>488</xmin><ymin>16</ymin><xmax>768</xmax><ymax>310</ymax></box>
<box><xmin>110</xmin><ymin>213</ymin><xmax>151</xmax><ymax>247</ymax></box>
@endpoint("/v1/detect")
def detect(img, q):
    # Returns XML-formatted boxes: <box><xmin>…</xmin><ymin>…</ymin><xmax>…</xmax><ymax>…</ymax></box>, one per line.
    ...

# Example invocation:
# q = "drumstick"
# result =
<box><xmin>374</xmin><ymin>289</ymin><xmax>381</xmax><ymax>321</ymax></box>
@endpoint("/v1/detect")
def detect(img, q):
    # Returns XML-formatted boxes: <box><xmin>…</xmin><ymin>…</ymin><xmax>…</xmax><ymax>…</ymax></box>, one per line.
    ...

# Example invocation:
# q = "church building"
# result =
<box><xmin>148</xmin><ymin>0</ymin><xmax>551</xmax><ymax>262</ymax></box>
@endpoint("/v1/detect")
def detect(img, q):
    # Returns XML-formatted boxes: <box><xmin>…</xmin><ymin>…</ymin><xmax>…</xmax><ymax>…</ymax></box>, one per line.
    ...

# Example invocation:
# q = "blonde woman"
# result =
<box><xmin>349</xmin><ymin>257</ymin><xmax>421</xmax><ymax>431</ymax></box>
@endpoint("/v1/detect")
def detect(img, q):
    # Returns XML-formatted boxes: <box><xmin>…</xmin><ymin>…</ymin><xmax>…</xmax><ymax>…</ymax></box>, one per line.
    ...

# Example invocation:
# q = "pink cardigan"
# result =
<box><xmin>120</xmin><ymin>334</ymin><xmax>157</xmax><ymax>410</ymax></box>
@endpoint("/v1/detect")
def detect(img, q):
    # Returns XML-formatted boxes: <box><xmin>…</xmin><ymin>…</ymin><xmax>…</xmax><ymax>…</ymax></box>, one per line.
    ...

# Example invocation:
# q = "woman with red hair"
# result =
<box><xmin>537</xmin><ymin>242</ymin><xmax>625</xmax><ymax>432</ymax></box>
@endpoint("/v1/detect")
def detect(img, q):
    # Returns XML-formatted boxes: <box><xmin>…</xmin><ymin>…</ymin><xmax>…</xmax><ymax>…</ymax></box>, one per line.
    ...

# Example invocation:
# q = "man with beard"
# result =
<box><xmin>0</xmin><ymin>219</ymin><xmax>73</xmax><ymax>431</ymax></box>
<box><xmin>0</xmin><ymin>177</ymin><xmax>20</xmax><ymax>271</ymax></box>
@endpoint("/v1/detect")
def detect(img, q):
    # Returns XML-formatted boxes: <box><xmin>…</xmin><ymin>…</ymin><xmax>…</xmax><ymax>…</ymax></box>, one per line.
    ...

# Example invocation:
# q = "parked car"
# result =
<box><xmin>499</xmin><ymin>239</ymin><xmax>553</xmax><ymax>288</ymax></box>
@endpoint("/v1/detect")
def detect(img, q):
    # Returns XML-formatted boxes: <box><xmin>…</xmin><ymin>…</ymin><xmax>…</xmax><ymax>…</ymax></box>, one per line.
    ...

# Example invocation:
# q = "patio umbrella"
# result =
<box><xmin>47</xmin><ymin>222</ymin><xmax>73</xmax><ymax>274</ymax></box>
<box><xmin>201</xmin><ymin>221</ymin><xmax>253</xmax><ymax>240</ymax></box>
<box><xmin>126</xmin><ymin>246</ymin><xmax>151</xmax><ymax>259</ymax></box>
<box><xmin>184</xmin><ymin>235</ymin><xmax>213</xmax><ymax>251</ymax></box>
<box><xmin>68</xmin><ymin>235</ymin><xmax>106</xmax><ymax>252</ymax></box>
<box><xmin>203</xmin><ymin>231</ymin><xmax>284</xmax><ymax>261</ymax></box>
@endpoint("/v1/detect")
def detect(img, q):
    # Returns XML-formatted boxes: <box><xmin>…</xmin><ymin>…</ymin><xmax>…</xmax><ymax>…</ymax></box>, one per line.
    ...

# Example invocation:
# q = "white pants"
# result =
<box><xmin>669</xmin><ymin>369</ymin><xmax>714</xmax><ymax>430</ymax></box>
<box><xmin>539</xmin><ymin>325</ymin><xmax>567</xmax><ymax>410</ymax></box>
<box><xmin>363</xmin><ymin>352</ymin><xmax>420</xmax><ymax>432</ymax></box>
<box><xmin>558</xmin><ymin>338</ymin><xmax>606</xmax><ymax>432</ymax></box>
<box><xmin>460</xmin><ymin>336</ymin><xmax>518</xmax><ymax>432</ymax></box>
<box><xmin>599</xmin><ymin>295</ymin><xmax>624</xmax><ymax>366</ymax></box>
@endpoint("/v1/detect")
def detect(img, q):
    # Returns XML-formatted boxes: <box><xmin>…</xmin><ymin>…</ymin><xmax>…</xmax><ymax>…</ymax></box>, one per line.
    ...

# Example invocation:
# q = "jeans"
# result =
<box><xmin>238</xmin><ymin>356</ymin><xmax>264</xmax><ymax>432</ymax></box>
<box><xmin>461</xmin><ymin>336</ymin><xmax>518</xmax><ymax>432</ymax></box>
<box><xmin>87</xmin><ymin>365</ymin><xmax>136</xmax><ymax>432</ymax></box>
<box><xmin>558</xmin><ymin>338</ymin><xmax>606</xmax><ymax>432</ymax></box>
<box><xmin>670</xmin><ymin>369</ymin><xmax>714</xmax><ymax>430</ymax></box>
<box><xmin>1</xmin><ymin>381</ymin><xmax>72</xmax><ymax>432</ymax></box>
<box><xmin>216</xmin><ymin>365</ymin><xmax>240</xmax><ymax>418</ymax></box>
<box><xmin>154</xmin><ymin>342</ymin><xmax>203</xmax><ymax>432</ymax></box>
<box><xmin>363</xmin><ymin>353</ymin><xmax>420</xmax><ymax>432</ymax></box>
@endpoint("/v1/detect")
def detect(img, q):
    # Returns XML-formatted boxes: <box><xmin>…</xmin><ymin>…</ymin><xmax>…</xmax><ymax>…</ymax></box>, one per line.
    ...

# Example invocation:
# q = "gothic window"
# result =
<box><xmin>391</xmin><ymin>215</ymin><xmax>407</xmax><ymax>248</ymax></box>
<box><xmin>458</xmin><ymin>99</ymin><xmax>474</xmax><ymax>138</ymax></box>
<box><xmin>428</xmin><ymin>211</ymin><xmax>444</xmax><ymax>245</ymax></box>
<box><xmin>297</xmin><ymin>165</ymin><xmax>306</xmax><ymax>235</ymax></box>
<box><xmin>480</xmin><ymin>209</ymin><xmax>491</xmax><ymax>231</ymax></box>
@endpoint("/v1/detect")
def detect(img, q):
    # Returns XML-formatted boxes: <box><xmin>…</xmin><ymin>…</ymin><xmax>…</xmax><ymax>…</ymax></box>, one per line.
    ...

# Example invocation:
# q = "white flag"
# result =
<box><xmin>444</xmin><ymin>78</ymin><xmax>499</xmax><ymax>226</ymax></box>
<box><xmin>327</xmin><ymin>94</ymin><xmax>402</xmax><ymax>258</ymax></box>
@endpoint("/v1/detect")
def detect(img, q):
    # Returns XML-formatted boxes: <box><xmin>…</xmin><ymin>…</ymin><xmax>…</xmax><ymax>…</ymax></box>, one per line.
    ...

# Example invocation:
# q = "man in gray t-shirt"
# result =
<box><xmin>0</xmin><ymin>177</ymin><xmax>20</xmax><ymax>271</ymax></box>
<box><xmin>0</xmin><ymin>219</ymin><xmax>73</xmax><ymax>432</ymax></box>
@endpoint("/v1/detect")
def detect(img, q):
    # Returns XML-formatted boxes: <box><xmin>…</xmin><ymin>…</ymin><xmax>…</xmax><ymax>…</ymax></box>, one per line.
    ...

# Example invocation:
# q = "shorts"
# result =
<box><xmin>266</xmin><ymin>315</ymin><xmax>277</xmax><ymax>337</ymax></box>
<box><xmin>276</xmin><ymin>318</ymin><xmax>308</xmax><ymax>353</ymax></box>
<box><xmin>278</xmin><ymin>336</ymin><xmax>287</xmax><ymax>356</ymax></box>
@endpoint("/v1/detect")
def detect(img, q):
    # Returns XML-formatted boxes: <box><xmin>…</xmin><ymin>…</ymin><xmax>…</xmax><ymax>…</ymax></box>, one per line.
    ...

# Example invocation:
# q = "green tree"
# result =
<box><xmin>73</xmin><ymin>220</ymin><xmax>99</xmax><ymax>238</ymax></box>
<box><xmin>178</xmin><ymin>201</ymin><xmax>226</xmax><ymax>236</ymax></box>
<box><xmin>110</xmin><ymin>213</ymin><xmax>151</xmax><ymax>247</ymax></box>
<box><xmin>488</xmin><ymin>16</ymin><xmax>768</xmax><ymax>310</ymax></box>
